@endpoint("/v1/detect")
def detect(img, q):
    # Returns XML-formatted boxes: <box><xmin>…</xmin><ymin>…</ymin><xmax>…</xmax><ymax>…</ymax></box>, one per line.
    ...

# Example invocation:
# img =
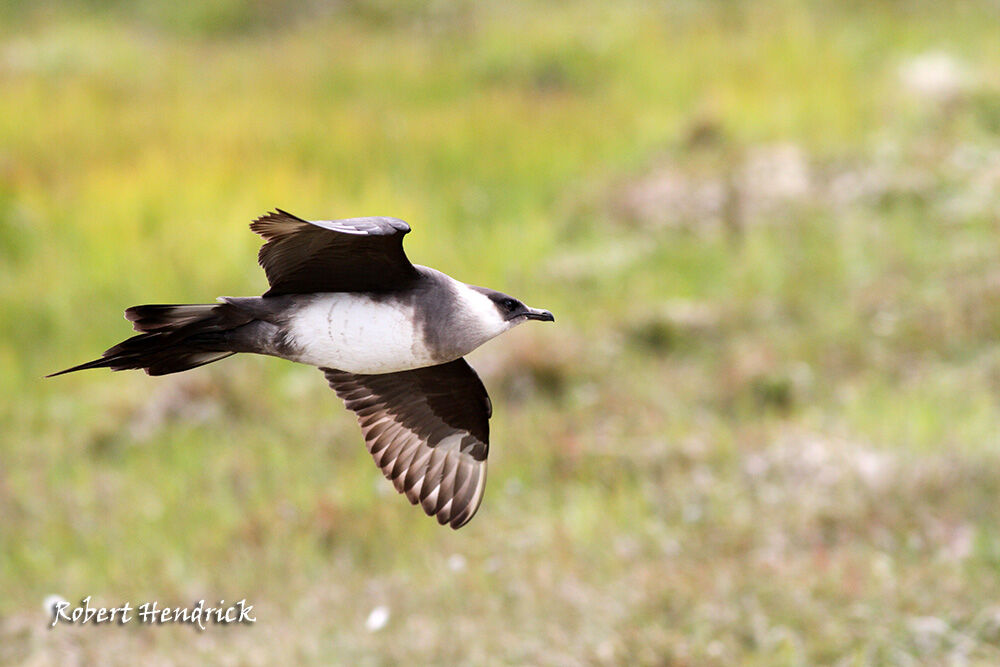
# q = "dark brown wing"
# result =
<box><xmin>323</xmin><ymin>358</ymin><xmax>492</xmax><ymax>529</ymax></box>
<box><xmin>250</xmin><ymin>209</ymin><xmax>421</xmax><ymax>295</ymax></box>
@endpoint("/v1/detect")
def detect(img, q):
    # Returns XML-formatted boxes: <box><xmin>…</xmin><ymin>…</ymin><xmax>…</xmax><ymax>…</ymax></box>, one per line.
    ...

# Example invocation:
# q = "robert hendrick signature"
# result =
<box><xmin>49</xmin><ymin>596</ymin><xmax>255</xmax><ymax>631</ymax></box>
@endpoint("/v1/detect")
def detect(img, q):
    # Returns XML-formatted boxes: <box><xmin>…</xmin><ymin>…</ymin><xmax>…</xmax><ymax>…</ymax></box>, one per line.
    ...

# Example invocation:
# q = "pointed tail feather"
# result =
<box><xmin>48</xmin><ymin>303</ymin><xmax>253</xmax><ymax>377</ymax></box>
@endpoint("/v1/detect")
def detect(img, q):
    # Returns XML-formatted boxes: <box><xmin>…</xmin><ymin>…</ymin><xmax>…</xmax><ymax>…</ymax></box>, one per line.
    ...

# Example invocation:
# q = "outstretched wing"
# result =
<box><xmin>322</xmin><ymin>358</ymin><xmax>492</xmax><ymax>529</ymax></box>
<box><xmin>250</xmin><ymin>209</ymin><xmax>421</xmax><ymax>295</ymax></box>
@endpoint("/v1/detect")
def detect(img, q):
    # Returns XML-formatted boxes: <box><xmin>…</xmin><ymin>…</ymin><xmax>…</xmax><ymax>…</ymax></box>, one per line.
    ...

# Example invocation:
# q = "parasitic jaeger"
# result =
<box><xmin>50</xmin><ymin>210</ymin><xmax>554</xmax><ymax>529</ymax></box>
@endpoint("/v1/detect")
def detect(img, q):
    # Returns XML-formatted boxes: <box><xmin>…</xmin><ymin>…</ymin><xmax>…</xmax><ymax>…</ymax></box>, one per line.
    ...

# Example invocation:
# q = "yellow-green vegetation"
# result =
<box><xmin>4</xmin><ymin>1</ymin><xmax>1000</xmax><ymax>663</ymax></box>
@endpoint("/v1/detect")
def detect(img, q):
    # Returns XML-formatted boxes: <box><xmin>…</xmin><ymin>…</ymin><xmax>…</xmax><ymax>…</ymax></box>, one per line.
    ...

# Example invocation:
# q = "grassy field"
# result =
<box><xmin>4</xmin><ymin>0</ymin><xmax>1000</xmax><ymax>663</ymax></box>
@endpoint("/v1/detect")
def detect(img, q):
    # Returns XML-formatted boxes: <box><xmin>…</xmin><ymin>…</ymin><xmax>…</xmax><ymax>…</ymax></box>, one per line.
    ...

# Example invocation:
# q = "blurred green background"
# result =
<box><xmin>4</xmin><ymin>0</ymin><xmax>1000</xmax><ymax>663</ymax></box>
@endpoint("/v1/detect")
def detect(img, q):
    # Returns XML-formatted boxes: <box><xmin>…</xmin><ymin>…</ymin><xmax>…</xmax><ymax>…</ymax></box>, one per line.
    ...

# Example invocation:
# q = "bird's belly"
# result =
<box><xmin>285</xmin><ymin>294</ymin><xmax>438</xmax><ymax>374</ymax></box>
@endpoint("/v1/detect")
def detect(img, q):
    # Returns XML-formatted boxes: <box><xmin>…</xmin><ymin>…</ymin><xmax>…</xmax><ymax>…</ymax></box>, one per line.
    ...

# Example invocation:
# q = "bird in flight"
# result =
<box><xmin>50</xmin><ymin>210</ymin><xmax>554</xmax><ymax>529</ymax></box>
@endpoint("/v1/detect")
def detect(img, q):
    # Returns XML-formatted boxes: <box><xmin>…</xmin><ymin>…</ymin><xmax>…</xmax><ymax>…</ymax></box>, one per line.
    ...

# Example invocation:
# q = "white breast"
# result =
<box><xmin>285</xmin><ymin>294</ymin><xmax>437</xmax><ymax>374</ymax></box>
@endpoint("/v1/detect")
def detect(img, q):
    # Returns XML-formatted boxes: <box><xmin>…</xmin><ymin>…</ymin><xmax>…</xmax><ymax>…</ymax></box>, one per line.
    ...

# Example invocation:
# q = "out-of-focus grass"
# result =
<box><xmin>4</xmin><ymin>1</ymin><xmax>1000</xmax><ymax>663</ymax></box>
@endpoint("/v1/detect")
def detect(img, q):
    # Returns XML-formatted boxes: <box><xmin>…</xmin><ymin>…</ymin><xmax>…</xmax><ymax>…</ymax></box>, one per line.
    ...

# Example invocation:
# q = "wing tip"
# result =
<box><xmin>249</xmin><ymin>208</ymin><xmax>308</xmax><ymax>237</ymax></box>
<box><xmin>274</xmin><ymin>207</ymin><xmax>307</xmax><ymax>221</ymax></box>
<box><xmin>448</xmin><ymin>462</ymin><xmax>487</xmax><ymax>529</ymax></box>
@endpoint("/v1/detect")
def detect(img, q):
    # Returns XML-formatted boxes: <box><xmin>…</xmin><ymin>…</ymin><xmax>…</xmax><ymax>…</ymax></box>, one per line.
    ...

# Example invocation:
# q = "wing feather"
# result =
<box><xmin>250</xmin><ymin>210</ymin><xmax>420</xmax><ymax>295</ymax></box>
<box><xmin>322</xmin><ymin>358</ymin><xmax>491</xmax><ymax>529</ymax></box>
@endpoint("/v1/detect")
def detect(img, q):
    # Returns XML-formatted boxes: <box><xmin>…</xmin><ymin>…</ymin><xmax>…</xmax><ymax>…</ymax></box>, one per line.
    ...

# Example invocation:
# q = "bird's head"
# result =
<box><xmin>485</xmin><ymin>292</ymin><xmax>555</xmax><ymax>326</ymax></box>
<box><xmin>453</xmin><ymin>284</ymin><xmax>554</xmax><ymax>353</ymax></box>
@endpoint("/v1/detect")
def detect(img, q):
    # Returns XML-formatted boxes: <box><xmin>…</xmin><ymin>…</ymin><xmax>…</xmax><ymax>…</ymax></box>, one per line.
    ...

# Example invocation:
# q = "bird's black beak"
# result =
<box><xmin>523</xmin><ymin>307</ymin><xmax>555</xmax><ymax>322</ymax></box>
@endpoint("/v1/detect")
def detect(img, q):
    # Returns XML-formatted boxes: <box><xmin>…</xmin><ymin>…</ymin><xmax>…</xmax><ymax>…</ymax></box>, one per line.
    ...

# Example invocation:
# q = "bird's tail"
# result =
<box><xmin>48</xmin><ymin>303</ymin><xmax>255</xmax><ymax>377</ymax></box>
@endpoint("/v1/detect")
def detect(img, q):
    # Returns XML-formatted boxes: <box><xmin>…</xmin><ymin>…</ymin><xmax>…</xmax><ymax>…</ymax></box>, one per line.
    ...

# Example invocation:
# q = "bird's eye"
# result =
<box><xmin>501</xmin><ymin>298</ymin><xmax>518</xmax><ymax>311</ymax></box>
